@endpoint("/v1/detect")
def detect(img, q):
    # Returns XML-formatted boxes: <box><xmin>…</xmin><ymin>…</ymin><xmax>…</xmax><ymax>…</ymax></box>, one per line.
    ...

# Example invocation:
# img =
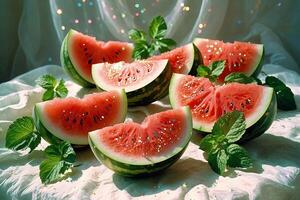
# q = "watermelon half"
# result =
<box><xmin>148</xmin><ymin>43</ymin><xmax>201</xmax><ymax>75</ymax></box>
<box><xmin>34</xmin><ymin>90</ymin><xmax>127</xmax><ymax>145</ymax></box>
<box><xmin>193</xmin><ymin>38</ymin><xmax>264</xmax><ymax>81</ymax></box>
<box><xmin>169</xmin><ymin>74</ymin><xmax>276</xmax><ymax>142</ymax></box>
<box><xmin>88</xmin><ymin>107</ymin><xmax>192</xmax><ymax>176</ymax></box>
<box><xmin>92</xmin><ymin>59</ymin><xmax>172</xmax><ymax>106</ymax></box>
<box><xmin>60</xmin><ymin>29</ymin><xmax>133</xmax><ymax>87</ymax></box>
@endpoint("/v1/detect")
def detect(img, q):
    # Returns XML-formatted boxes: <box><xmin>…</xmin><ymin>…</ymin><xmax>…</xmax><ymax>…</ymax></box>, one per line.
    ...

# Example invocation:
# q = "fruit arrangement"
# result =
<box><xmin>5</xmin><ymin>16</ymin><xmax>296</xmax><ymax>184</ymax></box>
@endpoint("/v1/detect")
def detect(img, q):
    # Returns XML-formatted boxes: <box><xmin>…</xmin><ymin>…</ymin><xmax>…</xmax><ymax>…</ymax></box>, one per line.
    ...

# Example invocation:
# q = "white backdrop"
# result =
<box><xmin>2</xmin><ymin>0</ymin><xmax>300</xmax><ymax>82</ymax></box>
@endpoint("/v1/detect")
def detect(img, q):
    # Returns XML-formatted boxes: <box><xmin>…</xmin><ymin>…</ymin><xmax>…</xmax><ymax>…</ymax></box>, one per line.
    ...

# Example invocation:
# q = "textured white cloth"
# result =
<box><xmin>0</xmin><ymin>62</ymin><xmax>300</xmax><ymax>200</ymax></box>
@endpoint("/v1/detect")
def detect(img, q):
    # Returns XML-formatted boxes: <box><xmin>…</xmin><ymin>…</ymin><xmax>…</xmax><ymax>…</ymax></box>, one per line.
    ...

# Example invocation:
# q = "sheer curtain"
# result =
<box><xmin>4</xmin><ymin>0</ymin><xmax>300</xmax><ymax>82</ymax></box>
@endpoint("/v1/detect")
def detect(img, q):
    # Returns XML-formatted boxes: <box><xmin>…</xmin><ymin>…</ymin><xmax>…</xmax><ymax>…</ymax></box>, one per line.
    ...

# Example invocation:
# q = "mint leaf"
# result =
<box><xmin>36</xmin><ymin>75</ymin><xmax>56</xmax><ymax>89</ymax></box>
<box><xmin>212</xmin><ymin>111</ymin><xmax>246</xmax><ymax>143</ymax></box>
<box><xmin>37</xmin><ymin>75</ymin><xmax>68</xmax><ymax>101</ymax></box>
<box><xmin>210</xmin><ymin>60</ymin><xmax>225</xmax><ymax>81</ymax></box>
<box><xmin>200</xmin><ymin>111</ymin><xmax>253</xmax><ymax>175</ymax></box>
<box><xmin>197</xmin><ymin>66</ymin><xmax>211</xmax><ymax>78</ymax></box>
<box><xmin>43</xmin><ymin>89</ymin><xmax>55</xmax><ymax>101</ymax></box>
<box><xmin>265</xmin><ymin>76</ymin><xmax>296</xmax><ymax>110</ymax></box>
<box><xmin>55</xmin><ymin>79</ymin><xmax>68</xmax><ymax>98</ymax></box>
<box><xmin>156</xmin><ymin>38</ymin><xmax>176</xmax><ymax>51</ymax></box>
<box><xmin>40</xmin><ymin>141</ymin><xmax>76</xmax><ymax>184</ymax></box>
<box><xmin>149</xmin><ymin>16</ymin><xmax>167</xmax><ymax>39</ymax></box>
<box><xmin>227</xmin><ymin>144</ymin><xmax>253</xmax><ymax>168</ymax></box>
<box><xmin>224</xmin><ymin>73</ymin><xmax>257</xmax><ymax>84</ymax></box>
<box><xmin>5</xmin><ymin>117</ymin><xmax>41</xmax><ymax>152</ymax></box>
<box><xmin>128</xmin><ymin>29</ymin><xmax>146</xmax><ymax>42</ymax></box>
<box><xmin>208</xmin><ymin>149</ymin><xmax>228</xmax><ymax>175</ymax></box>
<box><xmin>199</xmin><ymin>134</ymin><xmax>220</xmax><ymax>153</ymax></box>
<box><xmin>132</xmin><ymin>41</ymin><xmax>150</xmax><ymax>59</ymax></box>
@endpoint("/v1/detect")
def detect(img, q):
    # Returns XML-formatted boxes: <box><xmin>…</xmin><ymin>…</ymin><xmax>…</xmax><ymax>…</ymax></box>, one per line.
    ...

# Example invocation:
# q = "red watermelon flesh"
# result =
<box><xmin>34</xmin><ymin>90</ymin><xmax>127</xmax><ymax>145</ymax></box>
<box><xmin>169</xmin><ymin>74</ymin><xmax>274</xmax><ymax>132</ymax></box>
<box><xmin>194</xmin><ymin>38</ymin><xmax>263</xmax><ymax>81</ymax></box>
<box><xmin>91</xmin><ymin>108</ymin><xmax>191</xmax><ymax>158</ymax></box>
<box><xmin>148</xmin><ymin>44</ymin><xmax>195</xmax><ymax>74</ymax></box>
<box><xmin>68</xmin><ymin>30</ymin><xmax>133</xmax><ymax>83</ymax></box>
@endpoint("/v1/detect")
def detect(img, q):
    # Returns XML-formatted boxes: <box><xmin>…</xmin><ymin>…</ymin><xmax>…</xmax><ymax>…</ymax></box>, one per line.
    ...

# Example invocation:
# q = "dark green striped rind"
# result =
<box><xmin>60</xmin><ymin>30</ymin><xmax>95</xmax><ymax>88</ymax></box>
<box><xmin>88</xmin><ymin>136</ymin><xmax>188</xmax><ymax>176</ymax></box>
<box><xmin>239</xmin><ymin>91</ymin><xmax>277</xmax><ymax>143</ymax></box>
<box><xmin>188</xmin><ymin>44</ymin><xmax>203</xmax><ymax>76</ymax></box>
<box><xmin>126</xmin><ymin>62</ymin><xmax>172</xmax><ymax>106</ymax></box>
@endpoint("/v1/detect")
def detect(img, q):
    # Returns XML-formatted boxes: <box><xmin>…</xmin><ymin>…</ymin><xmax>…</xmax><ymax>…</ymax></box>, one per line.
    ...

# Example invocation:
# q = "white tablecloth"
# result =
<box><xmin>0</xmin><ymin>64</ymin><xmax>300</xmax><ymax>200</ymax></box>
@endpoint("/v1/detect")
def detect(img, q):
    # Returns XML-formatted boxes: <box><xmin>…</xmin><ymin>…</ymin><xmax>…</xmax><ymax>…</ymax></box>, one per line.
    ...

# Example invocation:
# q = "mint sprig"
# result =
<box><xmin>200</xmin><ymin>111</ymin><xmax>253</xmax><ymax>175</ymax></box>
<box><xmin>129</xmin><ymin>16</ymin><xmax>176</xmax><ymax>60</ymax></box>
<box><xmin>36</xmin><ymin>75</ymin><xmax>68</xmax><ymax>101</ymax></box>
<box><xmin>40</xmin><ymin>142</ymin><xmax>76</xmax><ymax>184</ymax></box>
<box><xmin>5</xmin><ymin>116</ymin><xmax>41</xmax><ymax>153</ymax></box>
<box><xmin>265</xmin><ymin>76</ymin><xmax>296</xmax><ymax>110</ymax></box>
<box><xmin>196</xmin><ymin>60</ymin><xmax>226</xmax><ymax>82</ymax></box>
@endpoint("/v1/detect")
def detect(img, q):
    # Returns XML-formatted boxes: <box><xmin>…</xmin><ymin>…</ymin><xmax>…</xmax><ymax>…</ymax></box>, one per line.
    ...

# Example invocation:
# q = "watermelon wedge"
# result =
<box><xmin>92</xmin><ymin>59</ymin><xmax>171</xmax><ymax>106</ymax></box>
<box><xmin>34</xmin><ymin>90</ymin><xmax>127</xmax><ymax>145</ymax></box>
<box><xmin>88</xmin><ymin>107</ymin><xmax>192</xmax><ymax>176</ymax></box>
<box><xmin>193</xmin><ymin>38</ymin><xmax>264</xmax><ymax>81</ymax></box>
<box><xmin>148</xmin><ymin>43</ymin><xmax>201</xmax><ymax>75</ymax></box>
<box><xmin>169</xmin><ymin>73</ymin><xmax>276</xmax><ymax>142</ymax></box>
<box><xmin>60</xmin><ymin>29</ymin><xmax>133</xmax><ymax>87</ymax></box>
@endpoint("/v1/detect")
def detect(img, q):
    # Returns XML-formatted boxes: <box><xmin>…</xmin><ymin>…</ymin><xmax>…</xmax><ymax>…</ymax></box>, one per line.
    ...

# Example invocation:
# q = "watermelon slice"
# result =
<box><xmin>60</xmin><ymin>29</ymin><xmax>133</xmax><ymax>87</ymax></box>
<box><xmin>92</xmin><ymin>59</ymin><xmax>172</xmax><ymax>106</ymax></box>
<box><xmin>148</xmin><ymin>43</ymin><xmax>201</xmax><ymax>75</ymax></box>
<box><xmin>88</xmin><ymin>107</ymin><xmax>192</xmax><ymax>176</ymax></box>
<box><xmin>193</xmin><ymin>38</ymin><xmax>264</xmax><ymax>81</ymax></box>
<box><xmin>34</xmin><ymin>90</ymin><xmax>127</xmax><ymax>145</ymax></box>
<box><xmin>169</xmin><ymin>74</ymin><xmax>276</xmax><ymax>142</ymax></box>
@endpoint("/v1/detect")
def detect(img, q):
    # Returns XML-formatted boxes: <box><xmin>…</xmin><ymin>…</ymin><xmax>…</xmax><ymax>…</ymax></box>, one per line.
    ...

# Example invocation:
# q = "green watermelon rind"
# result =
<box><xmin>88</xmin><ymin>107</ymin><xmax>193</xmax><ymax>176</ymax></box>
<box><xmin>33</xmin><ymin>90</ymin><xmax>128</xmax><ymax>145</ymax></box>
<box><xmin>169</xmin><ymin>73</ymin><xmax>275</xmax><ymax>138</ymax></box>
<box><xmin>193</xmin><ymin>38</ymin><xmax>264</xmax><ymax>77</ymax></box>
<box><xmin>188</xmin><ymin>43</ymin><xmax>203</xmax><ymax>76</ymax></box>
<box><xmin>60</xmin><ymin>29</ymin><xmax>95</xmax><ymax>87</ymax></box>
<box><xmin>92</xmin><ymin>60</ymin><xmax>172</xmax><ymax>107</ymax></box>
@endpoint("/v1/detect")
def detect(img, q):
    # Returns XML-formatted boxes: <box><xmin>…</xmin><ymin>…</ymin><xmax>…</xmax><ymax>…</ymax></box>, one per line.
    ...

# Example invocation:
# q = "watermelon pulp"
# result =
<box><xmin>61</xmin><ymin>29</ymin><xmax>133</xmax><ymax>86</ymax></box>
<box><xmin>34</xmin><ymin>90</ymin><xmax>127</xmax><ymax>145</ymax></box>
<box><xmin>193</xmin><ymin>38</ymin><xmax>263</xmax><ymax>81</ymax></box>
<box><xmin>169</xmin><ymin>74</ymin><xmax>275</xmax><ymax>141</ymax></box>
<box><xmin>92</xmin><ymin>59</ymin><xmax>172</xmax><ymax>106</ymax></box>
<box><xmin>148</xmin><ymin>43</ymin><xmax>201</xmax><ymax>75</ymax></box>
<box><xmin>88</xmin><ymin>107</ymin><xmax>192</xmax><ymax>176</ymax></box>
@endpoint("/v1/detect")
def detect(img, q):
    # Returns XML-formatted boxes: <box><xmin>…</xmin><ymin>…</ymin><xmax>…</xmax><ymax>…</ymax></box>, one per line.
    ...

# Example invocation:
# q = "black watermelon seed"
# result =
<box><xmin>73</xmin><ymin>118</ymin><xmax>77</xmax><ymax>123</ymax></box>
<box><xmin>80</xmin><ymin>118</ymin><xmax>84</xmax><ymax>126</ymax></box>
<box><xmin>88</xmin><ymin>59</ymin><xmax>92</xmax><ymax>64</ymax></box>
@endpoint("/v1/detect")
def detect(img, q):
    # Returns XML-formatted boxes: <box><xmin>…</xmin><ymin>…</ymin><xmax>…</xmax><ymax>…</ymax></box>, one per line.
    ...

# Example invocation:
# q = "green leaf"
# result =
<box><xmin>5</xmin><ymin>116</ymin><xmax>41</xmax><ymax>152</ymax></box>
<box><xmin>149</xmin><ymin>16</ymin><xmax>167</xmax><ymax>39</ymax></box>
<box><xmin>55</xmin><ymin>79</ymin><xmax>68</xmax><ymax>98</ymax></box>
<box><xmin>227</xmin><ymin>144</ymin><xmax>253</xmax><ymax>168</ymax></box>
<box><xmin>128</xmin><ymin>29</ymin><xmax>146</xmax><ymax>42</ymax></box>
<box><xmin>40</xmin><ymin>142</ymin><xmax>76</xmax><ymax>184</ymax></box>
<box><xmin>210</xmin><ymin>60</ymin><xmax>225</xmax><ymax>81</ymax></box>
<box><xmin>36</xmin><ymin>75</ymin><xmax>56</xmax><ymax>89</ymax></box>
<box><xmin>197</xmin><ymin>66</ymin><xmax>211</xmax><ymax>78</ymax></box>
<box><xmin>42</xmin><ymin>89</ymin><xmax>55</xmax><ymax>101</ymax></box>
<box><xmin>208</xmin><ymin>149</ymin><xmax>228</xmax><ymax>175</ymax></box>
<box><xmin>212</xmin><ymin>111</ymin><xmax>246</xmax><ymax>143</ymax></box>
<box><xmin>199</xmin><ymin>134</ymin><xmax>220</xmax><ymax>153</ymax></box>
<box><xmin>224</xmin><ymin>73</ymin><xmax>257</xmax><ymax>84</ymax></box>
<box><xmin>265</xmin><ymin>76</ymin><xmax>296</xmax><ymax>110</ymax></box>
<box><xmin>132</xmin><ymin>41</ymin><xmax>150</xmax><ymax>60</ymax></box>
<box><xmin>157</xmin><ymin>38</ymin><xmax>176</xmax><ymax>48</ymax></box>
